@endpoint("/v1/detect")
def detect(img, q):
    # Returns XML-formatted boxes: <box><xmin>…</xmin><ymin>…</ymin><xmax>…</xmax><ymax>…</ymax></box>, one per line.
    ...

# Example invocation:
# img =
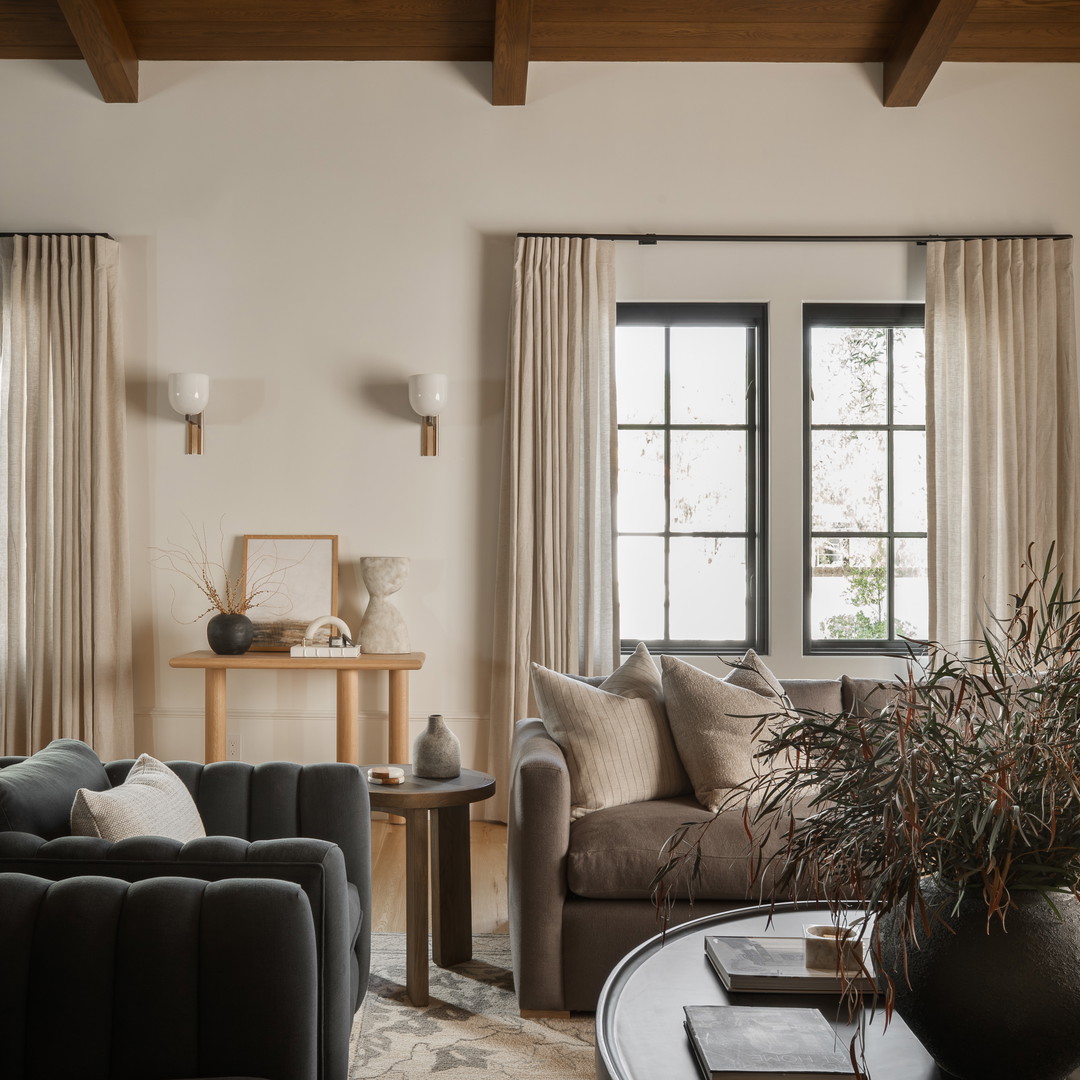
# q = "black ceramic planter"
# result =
<box><xmin>877</xmin><ymin>880</ymin><xmax>1080</xmax><ymax>1080</ymax></box>
<box><xmin>206</xmin><ymin>612</ymin><xmax>254</xmax><ymax>655</ymax></box>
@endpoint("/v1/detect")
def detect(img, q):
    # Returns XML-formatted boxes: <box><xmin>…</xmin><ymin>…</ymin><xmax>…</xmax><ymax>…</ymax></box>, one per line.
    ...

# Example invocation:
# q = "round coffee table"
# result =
<box><xmin>595</xmin><ymin>902</ymin><xmax>941</xmax><ymax>1080</ymax></box>
<box><xmin>363</xmin><ymin>765</ymin><xmax>496</xmax><ymax>1006</ymax></box>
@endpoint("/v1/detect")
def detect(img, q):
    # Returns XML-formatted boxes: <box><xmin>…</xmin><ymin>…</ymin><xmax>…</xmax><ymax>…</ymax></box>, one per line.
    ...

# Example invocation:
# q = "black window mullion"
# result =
<box><xmin>663</xmin><ymin>326</ymin><xmax>672</xmax><ymax>645</ymax></box>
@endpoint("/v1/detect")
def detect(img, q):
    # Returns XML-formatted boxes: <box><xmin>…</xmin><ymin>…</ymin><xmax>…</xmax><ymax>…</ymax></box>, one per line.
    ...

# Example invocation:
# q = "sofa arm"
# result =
<box><xmin>507</xmin><ymin>718</ymin><xmax>572</xmax><ymax>1013</ymax></box>
<box><xmin>0</xmin><ymin>873</ymin><xmax>318</xmax><ymax>1080</ymax></box>
<box><xmin>0</xmin><ymin>832</ymin><xmax>353</xmax><ymax>1080</ymax></box>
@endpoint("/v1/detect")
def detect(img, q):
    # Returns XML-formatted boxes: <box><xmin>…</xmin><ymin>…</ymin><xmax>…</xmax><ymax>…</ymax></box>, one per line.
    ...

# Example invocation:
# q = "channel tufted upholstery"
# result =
<box><xmin>0</xmin><ymin>873</ymin><xmax>318</xmax><ymax>1080</ymax></box>
<box><xmin>0</xmin><ymin>752</ymin><xmax>371</xmax><ymax>1080</ymax></box>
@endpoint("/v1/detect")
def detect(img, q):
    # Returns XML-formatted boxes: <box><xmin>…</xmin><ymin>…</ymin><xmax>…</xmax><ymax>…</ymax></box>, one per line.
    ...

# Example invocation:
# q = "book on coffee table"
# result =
<box><xmin>683</xmin><ymin>1005</ymin><xmax>857</xmax><ymax>1080</ymax></box>
<box><xmin>705</xmin><ymin>936</ymin><xmax>875</xmax><ymax>994</ymax></box>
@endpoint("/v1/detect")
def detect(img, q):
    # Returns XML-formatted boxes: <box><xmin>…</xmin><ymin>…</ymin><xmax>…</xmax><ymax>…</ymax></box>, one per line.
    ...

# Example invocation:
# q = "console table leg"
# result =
<box><xmin>388</xmin><ymin>669</ymin><xmax>409</xmax><ymax>764</ymax></box>
<box><xmin>431</xmin><ymin>803</ymin><xmax>473</xmax><ymax>967</ymax></box>
<box><xmin>205</xmin><ymin>668</ymin><xmax>227</xmax><ymax>763</ymax></box>
<box><xmin>336</xmin><ymin>670</ymin><xmax>359</xmax><ymax>764</ymax></box>
<box><xmin>403</xmin><ymin>806</ymin><xmax>430</xmax><ymax>1006</ymax></box>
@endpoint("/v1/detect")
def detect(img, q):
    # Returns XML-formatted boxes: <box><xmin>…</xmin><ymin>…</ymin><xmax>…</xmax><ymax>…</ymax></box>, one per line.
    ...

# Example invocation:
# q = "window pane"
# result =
<box><xmin>895</xmin><ymin>537</ymin><xmax>929</xmax><ymax>640</ymax></box>
<box><xmin>893</xmin><ymin>328</ymin><xmax>926</xmax><ymax>425</ymax></box>
<box><xmin>670</xmin><ymin>327</ymin><xmax>745</xmax><ymax>424</ymax></box>
<box><xmin>810</xmin><ymin>327</ymin><xmax>888</xmax><ymax>424</ymax></box>
<box><xmin>669</xmin><ymin>537</ymin><xmax>746</xmax><ymax>641</ymax></box>
<box><xmin>893</xmin><ymin>430</ymin><xmax>927</xmax><ymax>532</ymax></box>
<box><xmin>617</xmin><ymin>430</ymin><xmax>666</xmax><ymax>532</ymax></box>
<box><xmin>618</xmin><ymin>536</ymin><xmax>666</xmax><ymax>641</ymax></box>
<box><xmin>616</xmin><ymin>325</ymin><xmax>665</xmax><ymax>424</ymax></box>
<box><xmin>671</xmin><ymin>430</ymin><xmax>746</xmax><ymax>532</ymax></box>
<box><xmin>811</xmin><ymin>431</ymin><xmax>887</xmax><ymax>531</ymax></box>
<box><xmin>810</xmin><ymin>537</ymin><xmax>889</xmax><ymax>641</ymax></box>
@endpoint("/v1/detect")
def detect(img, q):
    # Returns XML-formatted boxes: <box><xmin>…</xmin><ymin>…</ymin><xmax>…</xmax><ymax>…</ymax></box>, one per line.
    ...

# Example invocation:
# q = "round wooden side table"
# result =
<box><xmin>363</xmin><ymin>766</ymin><xmax>496</xmax><ymax>1006</ymax></box>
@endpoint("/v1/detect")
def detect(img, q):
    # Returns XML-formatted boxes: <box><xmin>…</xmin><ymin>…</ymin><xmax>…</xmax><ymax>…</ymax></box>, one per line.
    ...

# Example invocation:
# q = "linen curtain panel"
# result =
<box><xmin>487</xmin><ymin>236</ymin><xmax>620</xmax><ymax>820</ymax></box>
<box><xmin>0</xmin><ymin>234</ymin><xmax>133</xmax><ymax>758</ymax></box>
<box><xmin>926</xmin><ymin>237</ymin><xmax>1080</xmax><ymax>651</ymax></box>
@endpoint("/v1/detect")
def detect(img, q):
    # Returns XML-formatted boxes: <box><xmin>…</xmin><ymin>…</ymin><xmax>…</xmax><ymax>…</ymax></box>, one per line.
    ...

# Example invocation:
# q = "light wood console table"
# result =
<box><xmin>169</xmin><ymin>650</ymin><xmax>426</xmax><ymax>765</ymax></box>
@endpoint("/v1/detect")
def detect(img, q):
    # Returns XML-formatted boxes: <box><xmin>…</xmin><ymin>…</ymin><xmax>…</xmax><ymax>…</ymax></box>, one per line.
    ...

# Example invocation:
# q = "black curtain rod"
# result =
<box><xmin>0</xmin><ymin>232</ymin><xmax>115</xmax><ymax>239</ymax></box>
<box><xmin>517</xmin><ymin>231</ymin><xmax>1072</xmax><ymax>246</ymax></box>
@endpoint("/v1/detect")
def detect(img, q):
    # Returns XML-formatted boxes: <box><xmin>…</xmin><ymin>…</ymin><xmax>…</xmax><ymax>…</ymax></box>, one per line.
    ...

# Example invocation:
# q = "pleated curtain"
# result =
<box><xmin>926</xmin><ymin>237</ymin><xmax>1080</xmax><ymax>651</ymax></box>
<box><xmin>0</xmin><ymin>234</ymin><xmax>133</xmax><ymax>758</ymax></box>
<box><xmin>487</xmin><ymin>236</ymin><xmax>620</xmax><ymax>820</ymax></box>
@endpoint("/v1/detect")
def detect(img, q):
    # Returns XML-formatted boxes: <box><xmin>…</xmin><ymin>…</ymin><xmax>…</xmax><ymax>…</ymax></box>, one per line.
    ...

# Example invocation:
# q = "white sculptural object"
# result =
<box><xmin>359</xmin><ymin>556</ymin><xmax>411</xmax><ymax>654</ymax></box>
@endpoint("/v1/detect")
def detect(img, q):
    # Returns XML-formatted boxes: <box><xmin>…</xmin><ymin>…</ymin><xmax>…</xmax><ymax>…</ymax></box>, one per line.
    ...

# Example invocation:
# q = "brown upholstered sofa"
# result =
<box><xmin>508</xmin><ymin>673</ymin><xmax>884</xmax><ymax>1013</ymax></box>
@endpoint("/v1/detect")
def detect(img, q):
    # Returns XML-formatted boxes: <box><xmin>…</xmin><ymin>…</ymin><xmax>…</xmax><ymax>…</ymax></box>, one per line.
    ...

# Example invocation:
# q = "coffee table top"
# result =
<box><xmin>361</xmin><ymin>765</ymin><xmax>496</xmax><ymax>810</ymax></box>
<box><xmin>595</xmin><ymin>902</ymin><xmax>940</xmax><ymax>1080</ymax></box>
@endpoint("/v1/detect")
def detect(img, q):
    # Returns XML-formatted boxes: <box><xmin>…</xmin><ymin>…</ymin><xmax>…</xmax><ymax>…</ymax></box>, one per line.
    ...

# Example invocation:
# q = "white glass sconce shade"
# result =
<box><xmin>408</xmin><ymin>374</ymin><xmax>448</xmax><ymax>456</ymax></box>
<box><xmin>168</xmin><ymin>373</ymin><xmax>210</xmax><ymax>455</ymax></box>
<box><xmin>168</xmin><ymin>373</ymin><xmax>210</xmax><ymax>416</ymax></box>
<box><xmin>408</xmin><ymin>374</ymin><xmax>448</xmax><ymax>417</ymax></box>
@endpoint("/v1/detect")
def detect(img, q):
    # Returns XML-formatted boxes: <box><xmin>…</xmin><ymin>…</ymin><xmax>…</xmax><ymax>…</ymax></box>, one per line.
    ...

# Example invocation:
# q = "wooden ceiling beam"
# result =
<box><xmin>882</xmin><ymin>0</ymin><xmax>978</xmax><ymax>108</ymax></box>
<box><xmin>492</xmin><ymin>0</ymin><xmax>534</xmax><ymax>105</ymax></box>
<box><xmin>56</xmin><ymin>0</ymin><xmax>138</xmax><ymax>103</ymax></box>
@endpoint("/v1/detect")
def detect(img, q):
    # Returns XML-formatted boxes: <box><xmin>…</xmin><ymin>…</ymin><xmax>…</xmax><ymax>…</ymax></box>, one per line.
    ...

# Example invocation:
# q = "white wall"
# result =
<box><xmin>2</xmin><ymin>57</ymin><xmax>1079</xmax><ymax>775</ymax></box>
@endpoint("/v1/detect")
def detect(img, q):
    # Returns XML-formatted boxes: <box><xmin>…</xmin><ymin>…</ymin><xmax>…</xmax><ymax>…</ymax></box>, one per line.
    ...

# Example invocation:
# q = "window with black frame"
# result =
<box><xmin>804</xmin><ymin>303</ymin><xmax>927</xmax><ymax>654</ymax></box>
<box><xmin>615</xmin><ymin>303</ymin><xmax>768</xmax><ymax>654</ymax></box>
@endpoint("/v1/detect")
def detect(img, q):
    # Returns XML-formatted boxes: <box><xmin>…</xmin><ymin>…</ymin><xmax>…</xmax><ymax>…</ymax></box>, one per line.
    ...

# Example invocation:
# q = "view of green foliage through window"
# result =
<box><xmin>805</xmin><ymin>304</ymin><xmax>928</xmax><ymax>651</ymax></box>
<box><xmin>615</xmin><ymin>304</ymin><xmax>766</xmax><ymax>652</ymax></box>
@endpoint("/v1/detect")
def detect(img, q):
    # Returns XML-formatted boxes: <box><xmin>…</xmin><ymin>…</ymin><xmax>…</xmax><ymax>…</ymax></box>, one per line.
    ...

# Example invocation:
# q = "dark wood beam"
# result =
<box><xmin>56</xmin><ymin>0</ymin><xmax>138</xmax><ymax>103</ymax></box>
<box><xmin>883</xmin><ymin>0</ymin><xmax>978</xmax><ymax>107</ymax></box>
<box><xmin>492</xmin><ymin>0</ymin><xmax>533</xmax><ymax>106</ymax></box>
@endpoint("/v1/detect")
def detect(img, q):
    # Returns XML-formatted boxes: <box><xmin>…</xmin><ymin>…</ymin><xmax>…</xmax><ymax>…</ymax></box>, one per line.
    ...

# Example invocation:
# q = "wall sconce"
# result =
<box><xmin>168</xmin><ymin>373</ymin><xmax>210</xmax><ymax>455</ymax></box>
<box><xmin>408</xmin><ymin>373</ymin><xmax>448</xmax><ymax>456</ymax></box>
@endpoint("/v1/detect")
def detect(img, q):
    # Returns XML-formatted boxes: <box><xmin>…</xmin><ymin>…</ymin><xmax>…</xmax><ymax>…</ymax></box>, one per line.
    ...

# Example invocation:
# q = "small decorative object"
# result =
<box><xmin>803</xmin><ymin>924</ymin><xmax>863</xmax><ymax>974</ymax></box>
<box><xmin>413</xmin><ymin>714</ymin><xmax>460</xmax><ymax>779</ymax></box>
<box><xmin>367</xmin><ymin>765</ymin><xmax>406</xmax><ymax>785</ymax></box>
<box><xmin>243</xmin><ymin>535</ymin><xmax>339</xmax><ymax>651</ymax></box>
<box><xmin>653</xmin><ymin>544</ymin><xmax>1080</xmax><ymax>1080</ymax></box>
<box><xmin>152</xmin><ymin>519</ymin><xmax>294</xmax><ymax>656</ymax></box>
<box><xmin>359</xmin><ymin>556</ymin><xmax>411</xmax><ymax>653</ymax></box>
<box><xmin>290</xmin><ymin>616</ymin><xmax>361</xmax><ymax>657</ymax></box>
<box><xmin>205</xmin><ymin>611</ymin><xmax>254</xmax><ymax>655</ymax></box>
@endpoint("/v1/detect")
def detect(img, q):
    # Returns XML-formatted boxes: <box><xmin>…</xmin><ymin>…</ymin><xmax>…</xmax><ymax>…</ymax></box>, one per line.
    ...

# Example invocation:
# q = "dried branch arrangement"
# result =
<box><xmin>151</xmin><ymin>519</ymin><xmax>292</xmax><ymax>621</ymax></box>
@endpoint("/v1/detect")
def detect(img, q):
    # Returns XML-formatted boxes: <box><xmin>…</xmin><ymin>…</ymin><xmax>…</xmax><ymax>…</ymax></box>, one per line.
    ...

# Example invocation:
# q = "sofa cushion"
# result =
<box><xmin>532</xmin><ymin>643</ymin><xmax>688</xmax><ymax>820</ymax></box>
<box><xmin>0</xmin><ymin>739</ymin><xmax>110</xmax><ymax>840</ymax></box>
<box><xmin>661</xmin><ymin>655</ymin><xmax>791</xmax><ymax>812</ymax></box>
<box><xmin>781</xmin><ymin>678</ymin><xmax>844</xmax><ymax>717</ymax></box>
<box><xmin>71</xmin><ymin>754</ymin><xmax>207</xmax><ymax>843</ymax></box>
<box><xmin>724</xmin><ymin>649</ymin><xmax>785</xmax><ymax>699</ymax></box>
<box><xmin>566</xmin><ymin>796</ymin><xmax>810</xmax><ymax>901</ymax></box>
<box><xmin>841</xmin><ymin>674</ymin><xmax>903</xmax><ymax>717</ymax></box>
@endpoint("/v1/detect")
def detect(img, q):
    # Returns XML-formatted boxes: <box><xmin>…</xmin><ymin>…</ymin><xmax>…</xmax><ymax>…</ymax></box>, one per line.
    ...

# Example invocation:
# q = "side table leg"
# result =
<box><xmin>205</xmin><ymin>668</ymin><xmax>227</xmax><ymax>764</ymax></box>
<box><xmin>431</xmin><ymin>803</ymin><xmax>472</xmax><ymax>967</ymax></box>
<box><xmin>403</xmin><ymin>806</ymin><xmax>430</xmax><ymax>1006</ymax></box>
<box><xmin>336</xmin><ymin>670</ymin><xmax>359</xmax><ymax>764</ymax></box>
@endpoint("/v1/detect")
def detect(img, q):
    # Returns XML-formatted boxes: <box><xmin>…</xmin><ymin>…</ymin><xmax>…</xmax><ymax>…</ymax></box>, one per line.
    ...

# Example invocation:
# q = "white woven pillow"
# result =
<box><xmin>70</xmin><ymin>753</ymin><xmax>206</xmax><ymax>843</ymax></box>
<box><xmin>532</xmin><ymin>642</ymin><xmax>689</xmax><ymax>820</ymax></box>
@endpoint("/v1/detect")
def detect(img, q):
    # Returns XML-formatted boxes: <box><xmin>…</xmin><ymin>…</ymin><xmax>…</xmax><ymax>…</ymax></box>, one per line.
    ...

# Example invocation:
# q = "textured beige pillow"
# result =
<box><xmin>724</xmin><ymin>648</ymin><xmax>785</xmax><ymax>700</ymax></box>
<box><xmin>661</xmin><ymin>654</ymin><xmax>789</xmax><ymax>812</ymax></box>
<box><xmin>532</xmin><ymin>643</ymin><xmax>689</xmax><ymax>820</ymax></box>
<box><xmin>71</xmin><ymin>753</ymin><xmax>206</xmax><ymax>843</ymax></box>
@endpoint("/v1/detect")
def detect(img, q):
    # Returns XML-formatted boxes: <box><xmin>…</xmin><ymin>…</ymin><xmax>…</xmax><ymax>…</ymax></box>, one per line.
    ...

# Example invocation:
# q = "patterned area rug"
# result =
<box><xmin>349</xmin><ymin>933</ymin><xmax>595</xmax><ymax>1079</ymax></box>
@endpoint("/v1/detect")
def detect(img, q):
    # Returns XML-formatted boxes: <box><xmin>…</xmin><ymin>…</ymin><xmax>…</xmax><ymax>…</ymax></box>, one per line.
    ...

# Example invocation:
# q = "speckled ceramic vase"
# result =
<box><xmin>359</xmin><ymin>556</ymin><xmax>411</xmax><ymax>654</ymax></box>
<box><xmin>413</xmin><ymin>714</ymin><xmax>460</xmax><ymax>779</ymax></box>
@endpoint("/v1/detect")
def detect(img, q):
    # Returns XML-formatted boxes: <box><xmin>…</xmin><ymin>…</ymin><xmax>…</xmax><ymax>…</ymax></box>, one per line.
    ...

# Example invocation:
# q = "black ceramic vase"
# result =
<box><xmin>206</xmin><ymin>612</ymin><xmax>254</xmax><ymax>655</ymax></box>
<box><xmin>877</xmin><ymin>879</ymin><xmax>1080</xmax><ymax>1080</ymax></box>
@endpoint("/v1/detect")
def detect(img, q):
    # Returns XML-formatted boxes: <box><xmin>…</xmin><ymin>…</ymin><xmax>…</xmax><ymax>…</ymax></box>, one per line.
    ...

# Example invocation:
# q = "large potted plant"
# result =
<box><xmin>653</xmin><ymin>547</ymin><xmax>1080</xmax><ymax>1080</ymax></box>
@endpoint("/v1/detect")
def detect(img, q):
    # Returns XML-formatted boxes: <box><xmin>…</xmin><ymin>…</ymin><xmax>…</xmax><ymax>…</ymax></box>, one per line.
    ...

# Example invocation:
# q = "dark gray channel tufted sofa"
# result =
<box><xmin>508</xmin><ymin>675</ymin><xmax>884</xmax><ymax>1013</ymax></box>
<box><xmin>0</xmin><ymin>741</ymin><xmax>371</xmax><ymax>1080</ymax></box>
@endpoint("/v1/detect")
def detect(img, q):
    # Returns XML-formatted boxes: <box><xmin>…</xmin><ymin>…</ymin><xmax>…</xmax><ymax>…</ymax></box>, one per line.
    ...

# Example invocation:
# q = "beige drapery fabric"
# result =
<box><xmin>0</xmin><ymin>235</ymin><xmax>133</xmax><ymax>758</ymax></box>
<box><xmin>487</xmin><ymin>236</ymin><xmax>620</xmax><ymax>821</ymax></box>
<box><xmin>926</xmin><ymin>237</ymin><xmax>1080</xmax><ymax>651</ymax></box>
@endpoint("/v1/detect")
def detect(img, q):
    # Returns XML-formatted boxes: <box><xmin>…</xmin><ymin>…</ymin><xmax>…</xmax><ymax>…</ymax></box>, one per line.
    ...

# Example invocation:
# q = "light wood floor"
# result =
<box><xmin>369</xmin><ymin>818</ymin><xmax>509</xmax><ymax>935</ymax></box>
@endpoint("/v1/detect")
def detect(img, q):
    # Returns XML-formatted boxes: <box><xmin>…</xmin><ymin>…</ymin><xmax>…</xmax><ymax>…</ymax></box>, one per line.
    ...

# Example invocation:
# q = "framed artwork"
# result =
<box><xmin>242</xmin><ymin>535</ymin><xmax>339</xmax><ymax>652</ymax></box>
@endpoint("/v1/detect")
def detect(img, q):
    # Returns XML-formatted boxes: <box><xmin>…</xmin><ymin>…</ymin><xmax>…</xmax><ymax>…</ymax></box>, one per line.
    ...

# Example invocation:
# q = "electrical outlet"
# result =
<box><xmin>226</xmin><ymin>734</ymin><xmax>242</xmax><ymax>761</ymax></box>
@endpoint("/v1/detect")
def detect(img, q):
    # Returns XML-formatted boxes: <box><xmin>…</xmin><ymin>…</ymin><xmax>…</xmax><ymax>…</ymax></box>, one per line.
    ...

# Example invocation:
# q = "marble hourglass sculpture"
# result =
<box><xmin>359</xmin><ymin>556</ymin><xmax>411</xmax><ymax>654</ymax></box>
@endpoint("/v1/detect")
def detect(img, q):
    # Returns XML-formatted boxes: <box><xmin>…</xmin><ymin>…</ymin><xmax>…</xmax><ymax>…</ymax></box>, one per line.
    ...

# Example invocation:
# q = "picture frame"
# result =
<box><xmin>242</xmin><ymin>535</ymin><xmax>339</xmax><ymax>652</ymax></box>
